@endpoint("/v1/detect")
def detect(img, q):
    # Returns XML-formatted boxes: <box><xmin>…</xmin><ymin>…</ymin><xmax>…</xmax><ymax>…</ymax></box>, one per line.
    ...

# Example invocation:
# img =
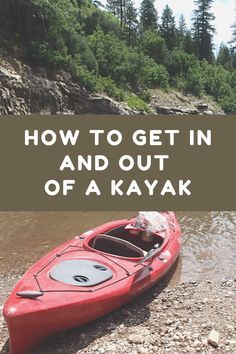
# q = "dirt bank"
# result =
<box><xmin>0</xmin><ymin>274</ymin><xmax>235</xmax><ymax>354</ymax></box>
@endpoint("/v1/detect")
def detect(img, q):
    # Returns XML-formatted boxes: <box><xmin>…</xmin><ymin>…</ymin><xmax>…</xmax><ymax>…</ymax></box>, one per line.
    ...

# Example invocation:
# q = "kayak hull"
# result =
<box><xmin>3</xmin><ymin>212</ymin><xmax>181</xmax><ymax>354</ymax></box>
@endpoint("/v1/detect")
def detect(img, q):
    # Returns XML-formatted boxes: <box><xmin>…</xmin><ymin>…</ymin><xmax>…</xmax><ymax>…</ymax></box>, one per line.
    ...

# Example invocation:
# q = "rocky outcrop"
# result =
<box><xmin>0</xmin><ymin>55</ymin><xmax>225</xmax><ymax>115</ymax></box>
<box><xmin>0</xmin><ymin>59</ymin><xmax>136</xmax><ymax>115</ymax></box>
<box><xmin>150</xmin><ymin>89</ymin><xmax>224</xmax><ymax>115</ymax></box>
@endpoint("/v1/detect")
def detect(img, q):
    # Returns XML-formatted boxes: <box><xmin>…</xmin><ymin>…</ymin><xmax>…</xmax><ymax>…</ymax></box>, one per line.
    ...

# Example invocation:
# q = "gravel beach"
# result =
<box><xmin>0</xmin><ymin>272</ymin><xmax>235</xmax><ymax>354</ymax></box>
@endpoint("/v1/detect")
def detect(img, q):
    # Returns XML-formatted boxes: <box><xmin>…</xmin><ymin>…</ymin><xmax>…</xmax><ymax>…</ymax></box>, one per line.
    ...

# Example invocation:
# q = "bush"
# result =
<box><xmin>82</xmin><ymin>6</ymin><xmax>120</xmax><ymax>36</ymax></box>
<box><xmin>125</xmin><ymin>93</ymin><xmax>150</xmax><ymax>113</ymax></box>
<box><xmin>138</xmin><ymin>89</ymin><xmax>152</xmax><ymax>102</ymax></box>
<box><xmin>183</xmin><ymin>67</ymin><xmax>204</xmax><ymax>96</ymax></box>
<box><xmin>89</xmin><ymin>28</ymin><xmax>159</xmax><ymax>89</ymax></box>
<box><xmin>140</xmin><ymin>30</ymin><xmax>169</xmax><ymax>65</ymax></box>
<box><xmin>96</xmin><ymin>77</ymin><xmax>124</xmax><ymax>101</ymax></box>
<box><xmin>30</xmin><ymin>43</ymin><xmax>69</xmax><ymax>69</ymax></box>
<box><xmin>144</xmin><ymin>63</ymin><xmax>169</xmax><ymax>88</ymax></box>
<box><xmin>219</xmin><ymin>91</ymin><xmax>236</xmax><ymax>114</ymax></box>
<box><xmin>71</xmin><ymin>64</ymin><xmax>97</xmax><ymax>91</ymax></box>
<box><xmin>201</xmin><ymin>62</ymin><xmax>231</xmax><ymax>99</ymax></box>
<box><xmin>168</xmin><ymin>49</ymin><xmax>199</xmax><ymax>77</ymax></box>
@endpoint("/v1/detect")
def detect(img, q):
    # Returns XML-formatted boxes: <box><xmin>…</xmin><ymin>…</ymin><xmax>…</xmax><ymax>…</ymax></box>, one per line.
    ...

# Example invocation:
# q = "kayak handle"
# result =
<box><xmin>16</xmin><ymin>291</ymin><xmax>44</xmax><ymax>299</ymax></box>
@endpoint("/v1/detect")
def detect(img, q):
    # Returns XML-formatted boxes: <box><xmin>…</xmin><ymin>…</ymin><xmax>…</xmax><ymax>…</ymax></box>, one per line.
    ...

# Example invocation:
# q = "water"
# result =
<box><xmin>0</xmin><ymin>212</ymin><xmax>235</xmax><ymax>284</ymax></box>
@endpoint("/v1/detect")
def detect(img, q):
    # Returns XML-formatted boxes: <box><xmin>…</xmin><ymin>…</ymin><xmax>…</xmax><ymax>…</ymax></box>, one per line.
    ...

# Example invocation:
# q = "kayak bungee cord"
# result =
<box><xmin>30</xmin><ymin>243</ymin><xmax>135</xmax><ymax>294</ymax></box>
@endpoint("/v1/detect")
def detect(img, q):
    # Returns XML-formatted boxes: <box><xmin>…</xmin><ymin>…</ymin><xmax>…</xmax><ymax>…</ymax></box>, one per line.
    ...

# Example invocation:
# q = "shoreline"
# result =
<box><xmin>0</xmin><ymin>276</ymin><xmax>235</xmax><ymax>354</ymax></box>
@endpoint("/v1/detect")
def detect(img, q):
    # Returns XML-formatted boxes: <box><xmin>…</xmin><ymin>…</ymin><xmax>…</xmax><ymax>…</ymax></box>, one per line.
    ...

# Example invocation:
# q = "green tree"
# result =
<box><xmin>140</xmin><ymin>0</ymin><xmax>158</xmax><ymax>31</ymax></box>
<box><xmin>230</xmin><ymin>17</ymin><xmax>236</xmax><ymax>49</ymax></box>
<box><xmin>106</xmin><ymin>0</ymin><xmax>126</xmax><ymax>27</ymax></box>
<box><xmin>124</xmin><ymin>0</ymin><xmax>138</xmax><ymax>46</ymax></box>
<box><xmin>140</xmin><ymin>30</ymin><xmax>169</xmax><ymax>65</ymax></box>
<box><xmin>217</xmin><ymin>44</ymin><xmax>232</xmax><ymax>70</ymax></box>
<box><xmin>178</xmin><ymin>14</ymin><xmax>187</xmax><ymax>40</ymax></box>
<box><xmin>192</xmin><ymin>0</ymin><xmax>215</xmax><ymax>62</ymax></box>
<box><xmin>160</xmin><ymin>5</ymin><xmax>177</xmax><ymax>51</ymax></box>
<box><xmin>182</xmin><ymin>30</ymin><xmax>195</xmax><ymax>54</ymax></box>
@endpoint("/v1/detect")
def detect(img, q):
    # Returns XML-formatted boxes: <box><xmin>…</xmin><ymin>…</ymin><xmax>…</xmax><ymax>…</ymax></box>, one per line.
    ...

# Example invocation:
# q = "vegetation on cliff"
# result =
<box><xmin>0</xmin><ymin>0</ymin><xmax>235</xmax><ymax>113</ymax></box>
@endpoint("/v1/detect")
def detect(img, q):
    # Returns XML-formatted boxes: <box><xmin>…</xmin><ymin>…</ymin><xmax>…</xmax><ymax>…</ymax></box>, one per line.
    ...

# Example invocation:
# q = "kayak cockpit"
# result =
<box><xmin>88</xmin><ymin>225</ymin><xmax>164</xmax><ymax>258</ymax></box>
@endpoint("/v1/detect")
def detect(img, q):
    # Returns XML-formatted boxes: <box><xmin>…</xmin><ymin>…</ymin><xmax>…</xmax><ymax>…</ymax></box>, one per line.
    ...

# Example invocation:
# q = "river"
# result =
<box><xmin>0</xmin><ymin>211</ymin><xmax>235</xmax><ymax>285</ymax></box>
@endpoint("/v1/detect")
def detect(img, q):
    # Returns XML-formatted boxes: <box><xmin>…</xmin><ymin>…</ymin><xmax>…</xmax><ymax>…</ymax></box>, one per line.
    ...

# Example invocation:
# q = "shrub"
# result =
<box><xmin>89</xmin><ymin>28</ymin><xmax>157</xmax><ymax>89</ymax></box>
<box><xmin>140</xmin><ymin>30</ymin><xmax>169</xmax><ymax>65</ymax></box>
<box><xmin>71</xmin><ymin>64</ymin><xmax>97</xmax><ymax>91</ymax></box>
<box><xmin>143</xmin><ymin>63</ymin><xmax>170</xmax><ymax>88</ymax></box>
<box><xmin>138</xmin><ymin>89</ymin><xmax>152</xmax><ymax>102</ymax></box>
<box><xmin>125</xmin><ymin>93</ymin><xmax>150</xmax><ymax>113</ymax></box>
<box><xmin>168</xmin><ymin>48</ymin><xmax>199</xmax><ymax>77</ymax></box>
<box><xmin>96</xmin><ymin>77</ymin><xmax>124</xmax><ymax>101</ymax></box>
<box><xmin>183</xmin><ymin>67</ymin><xmax>204</xmax><ymax>96</ymax></box>
<box><xmin>82</xmin><ymin>6</ymin><xmax>120</xmax><ymax>36</ymax></box>
<box><xmin>30</xmin><ymin>43</ymin><xmax>69</xmax><ymax>69</ymax></box>
<box><xmin>219</xmin><ymin>92</ymin><xmax>236</xmax><ymax>114</ymax></box>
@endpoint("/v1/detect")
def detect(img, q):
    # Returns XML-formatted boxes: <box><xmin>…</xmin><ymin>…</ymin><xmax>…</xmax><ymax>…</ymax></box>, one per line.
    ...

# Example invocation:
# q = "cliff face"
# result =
<box><xmin>0</xmin><ymin>56</ymin><xmax>135</xmax><ymax>115</ymax></box>
<box><xmin>0</xmin><ymin>55</ymin><xmax>224</xmax><ymax>115</ymax></box>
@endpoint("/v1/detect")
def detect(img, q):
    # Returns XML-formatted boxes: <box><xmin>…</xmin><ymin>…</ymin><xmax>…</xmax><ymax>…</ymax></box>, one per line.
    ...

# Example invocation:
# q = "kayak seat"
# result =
<box><xmin>92</xmin><ymin>234</ymin><xmax>147</xmax><ymax>258</ymax></box>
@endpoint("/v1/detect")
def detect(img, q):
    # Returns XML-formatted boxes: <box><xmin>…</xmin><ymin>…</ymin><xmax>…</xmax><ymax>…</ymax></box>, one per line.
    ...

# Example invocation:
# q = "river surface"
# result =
<box><xmin>0</xmin><ymin>211</ymin><xmax>235</xmax><ymax>284</ymax></box>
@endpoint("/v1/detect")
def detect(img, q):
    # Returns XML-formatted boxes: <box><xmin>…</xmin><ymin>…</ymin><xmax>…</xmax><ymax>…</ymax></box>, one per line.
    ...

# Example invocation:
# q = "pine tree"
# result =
<box><xmin>106</xmin><ymin>0</ymin><xmax>126</xmax><ymax>27</ymax></box>
<box><xmin>160</xmin><ymin>5</ymin><xmax>176</xmax><ymax>51</ymax></box>
<box><xmin>182</xmin><ymin>30</ymin><xmax>195</xmax><ymax>54</ymax></box>
<box><xmin>178</xmin><ymin>14</ymin><xmax>187</xmax><ymax>39</ymax></box>
<box><xmin>192</xmin><ymin>0</ymin><xmax>215</xmax><ymax>62</ymax></box>
<box><xmin>125</xmin><ymin>0</ymin><xmax>138</xmax><ymax>46</ymax></box>
<box><xmin>231</xmin><ymin>18</ymin><xmax>236</xmax><ymax>49</ymax></box>
<box><xmin>140</xmin><ymin>0</ymin><xmax>158</xmax><ymax>32</ymax></box>
<box><xmin>217</xmin><ymin>43</ymin><xmax>232</xmax><ymax>70</ymax></box>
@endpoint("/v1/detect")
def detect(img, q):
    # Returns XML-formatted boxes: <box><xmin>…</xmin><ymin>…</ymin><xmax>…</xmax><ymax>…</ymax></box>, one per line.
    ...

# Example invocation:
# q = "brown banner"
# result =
<box><xmin>0</xmin><ymin>115</ymin><xmax>235</xmax><ymax>211</ymax></box>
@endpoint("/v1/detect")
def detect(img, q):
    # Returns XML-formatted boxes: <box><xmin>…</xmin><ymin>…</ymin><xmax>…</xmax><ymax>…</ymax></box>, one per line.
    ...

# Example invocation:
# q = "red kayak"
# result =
<box><xmin>3</xmin><ymin>212</ymin><xmax>181</xmax><ymax>354</ymax></box>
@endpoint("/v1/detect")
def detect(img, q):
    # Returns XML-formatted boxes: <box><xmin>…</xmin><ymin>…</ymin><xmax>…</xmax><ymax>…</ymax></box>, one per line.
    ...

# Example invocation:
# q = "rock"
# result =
<box><xmin>154</xmin><ymin>105</ymin><xmax>174</xmax><ymax>114</ymax></box>
<box><xmin>150</xmin><ymin>89</ymin><xmax>224</xmax><ymax>115</ymax></box>
<box><xmin>128</xmin><ymin>334</ymin><xmax>145</xmax><ymax>344</ymax></box>
<box><xmin>121</xmin><ymin>309</ymin><xmax>131</xmax><ymax>316</ymax></box>
<box><xmin>196</xmin><ymin>103</ymin><xmax>208</xmax><ymax>110</ymax></box>
<box><xmin>107</xmin><ymin>344</ymin><xmax>117</xmax><ymax>351</ymax></box>
<box><xmin>138</xmin><ymin>347</ymin><xmax>149</xmax><ymax>354</ymax></box>
<box><xmin>106</xmin><ymin>323</ymin><xmax>116</xmax><ymax>330</ymax></box>
<box><xmin>228</xmin><ymin>339</ymin><xmax>236</xmax><ymax>345</ymax></box>
<box><xmin>193</xmin><ymin>340</ymin><xmax>202</xmax><ymax>347</ymax></box>
<box><xmin>0</xmin><ymin>59</ymin><xmax>138</xmax><ymax>115</ymax></box>
<box><xmin>204</xmin><ymin>110</ymin><xmax>213</xmax><ymax>115</ymax></box>
<box><xmin>208</xmin><ymin>329</ymin><xmax>220</xmax><ymax>347</ymax></box>
<box><xmin>183</xmin><ymin>108</ymin><xmax>199</xmax><ymax>114</ymax></box>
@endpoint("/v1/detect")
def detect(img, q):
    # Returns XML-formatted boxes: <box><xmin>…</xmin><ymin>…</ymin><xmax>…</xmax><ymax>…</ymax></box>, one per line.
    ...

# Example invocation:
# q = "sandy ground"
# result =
<box><xmin>0</xmin><ymin>269</ymin><xmax>235</xmax><ymax>354</ymax></box>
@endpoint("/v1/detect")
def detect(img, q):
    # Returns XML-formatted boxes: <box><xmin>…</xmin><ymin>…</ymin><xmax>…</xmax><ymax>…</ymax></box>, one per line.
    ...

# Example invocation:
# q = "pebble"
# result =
<box><xmin>121</xmin><ymin>309</ymin><xmax>131</xmax><ymax>316</ymax></box>
<box><xmin>128</xmin><ymin>334</ymin><xmax>145</xmax><ymax>344</ymax></box>
<box><xmin>208</xmin><ymin>329</ymin><xmax>220</xmax><ymax>348</ymax></box>
<box><xmin>228</xmin><ymin>339</ymin><xmax>236</xmax><ymax>345</ymax></box>
<box><xmin>138</xmin><ymin>347</ymin><xmax>149</xmax><ymax>354</ymax></box>
<box><xmin>0</xmin><ymin>278</ymin><xmax>235</xmax><ymax>353</ymax></box>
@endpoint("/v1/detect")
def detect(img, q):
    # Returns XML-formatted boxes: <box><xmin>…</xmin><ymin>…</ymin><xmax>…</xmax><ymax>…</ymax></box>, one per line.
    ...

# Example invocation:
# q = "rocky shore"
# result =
<box><xmin>0</xmin><ymin>273</ymin><xmax>235</xmax><ymax>354</ymax></box>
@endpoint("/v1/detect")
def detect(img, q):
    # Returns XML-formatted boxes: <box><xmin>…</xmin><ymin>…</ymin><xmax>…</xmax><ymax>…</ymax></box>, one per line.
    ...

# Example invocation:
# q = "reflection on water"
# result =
<box><xmin>0</xmin><ymin>211</ymin><xmax>235</xmax><ymax>283</ymax></box>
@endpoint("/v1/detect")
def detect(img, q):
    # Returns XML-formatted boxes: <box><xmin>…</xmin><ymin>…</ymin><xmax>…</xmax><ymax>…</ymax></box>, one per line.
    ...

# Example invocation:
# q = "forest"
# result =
<box><xmin>0</xmin><ymin>0</ymin><xmax>235</xmax><ymax>113</ymax></box>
